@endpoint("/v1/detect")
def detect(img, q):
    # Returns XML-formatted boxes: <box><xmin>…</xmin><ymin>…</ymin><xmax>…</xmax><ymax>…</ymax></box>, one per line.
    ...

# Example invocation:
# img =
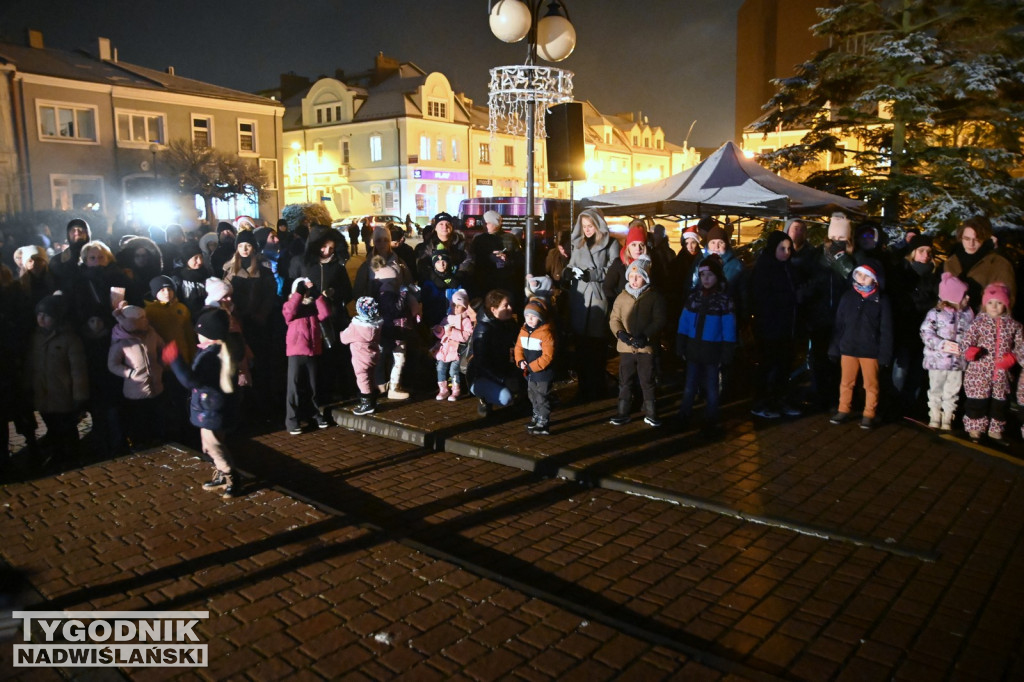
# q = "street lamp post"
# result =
<box><xmin>488</xmin><ymin>0</ymin><xmax>575</xmax><ymax>284</ymax></box>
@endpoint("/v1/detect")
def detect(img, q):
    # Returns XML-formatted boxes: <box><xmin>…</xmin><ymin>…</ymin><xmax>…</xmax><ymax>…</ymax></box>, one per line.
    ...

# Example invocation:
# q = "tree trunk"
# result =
<box><xmin>204</xmin><ymin>194</ymin><xmax>216</xmax><ymax>225</ymax></box>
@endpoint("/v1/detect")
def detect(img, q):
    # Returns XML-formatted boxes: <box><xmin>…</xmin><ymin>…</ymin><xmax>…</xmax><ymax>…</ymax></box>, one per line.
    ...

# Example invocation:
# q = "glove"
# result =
<box><xmin>631</xmin><ymin>335</ymin><xmax>648</xmax><ymax>349</ymax></box>
<box><xmin>996</xmin><ymin>353</ymin><xmax>1016</xmax><ymax>371</ymax></box>
<box><xmin>616</xmin><ymin>330</ymin><xmax>633</xmax><ymax>345</ymax></box>
<box><xmin>579</xmin><ymin>269</ymin><xmax>592</xmax><ymax>283</ymax></box>
<box><xmin>965</xmin><ymin>346</ymin><xmax>984</xmax><ymax>362</ymax></box>
<box><xmin>571</xmin><ymin>267</ymin><xmax>584</xmax><ymax>281</ymax></box>
<box><xmin>161</xmin><ymin>340</ymin><xmax>179</xmax><ymax>366</ymax></box>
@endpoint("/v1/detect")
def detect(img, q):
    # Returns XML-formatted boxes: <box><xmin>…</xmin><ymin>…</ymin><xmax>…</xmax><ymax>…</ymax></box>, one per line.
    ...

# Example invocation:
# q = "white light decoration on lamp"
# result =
<box><xmin>489</xmin><ymin>0</ymin><xmax>531</xmax><ymax>43</ymax></box>
<box><xmin>536</xmin><ymin>1</ymin><xmax>576</xmax><ymax>62</ymax></box>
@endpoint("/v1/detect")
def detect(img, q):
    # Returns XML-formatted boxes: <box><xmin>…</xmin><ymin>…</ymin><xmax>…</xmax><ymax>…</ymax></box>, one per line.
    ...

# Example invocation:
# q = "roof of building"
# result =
<box><xmin>0</xmin><ymin>40</ymin><xmax>281</xmax><ymax>108</ymax></box>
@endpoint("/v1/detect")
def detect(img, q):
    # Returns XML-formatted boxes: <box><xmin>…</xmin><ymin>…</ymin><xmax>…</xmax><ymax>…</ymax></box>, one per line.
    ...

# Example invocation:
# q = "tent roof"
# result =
<box><xmin>580</xmin><ymin>141</ymin><xmax>865</xmax><ymax>218</ymax></box>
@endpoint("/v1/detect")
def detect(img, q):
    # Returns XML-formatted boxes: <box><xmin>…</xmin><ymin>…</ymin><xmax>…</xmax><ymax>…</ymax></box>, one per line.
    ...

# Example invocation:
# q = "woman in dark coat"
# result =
<box><xmin>750</xmin><ymin>231</ymin><xmax>800</xmax><ymax>418</ymax></box>
<box><xmin>467</xmin><ymin>289</ymin><xmax>521</xmax><ymax>416</ymax></box>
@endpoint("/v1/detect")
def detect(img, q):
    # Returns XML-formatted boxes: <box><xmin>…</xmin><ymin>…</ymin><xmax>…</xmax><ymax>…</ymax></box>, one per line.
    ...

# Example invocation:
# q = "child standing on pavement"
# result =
<box><xmin>282</xmin><ymin>277</ymin><xmax>332</xmax><ymax>434</ymax></box>
<box><xmin>514</xmin><ymin>298</ymin><xmax>556</xmax><ymax>434</ymax></box>
<box><xmin>962</xmin><ymin>282</ymin><xmax>1023</xmax><ymax>444</ymax></box>
<box><xmin>919</xmin><ymin>273</ymin><xmax>974</xmax><ymax>431</ymax></box>
<box><xmin>340</xmin><ymin>297</ymin><xmax>382</xmax><ymax>416</ymax></box>
<box><xmin>675</xmin><ymin>255</ymin><xmax>737</xmax><ymax>435</ymax></box>
<box><xmin>162</xmin><ymin>307</ymin><xmax>244</xmax><ymax>499</ymax></box>
<box><xmin>828</xmin><ymin>263</ymin><xmax>893</xmax><ymax>430</ymax></box>
<box><xmin>108</xmin><ymin>304</ymin><xmax>165</xmax><ymax>448</ymax></box>
<box><xmin>608</xmin><ymin>256</ymin><xmax>666</xmax><ymax>426</ymax></box>
<box><xmin>433</xmin><ymin>289</ymin><xmax>473</xmax><ymax>401</ymax></box>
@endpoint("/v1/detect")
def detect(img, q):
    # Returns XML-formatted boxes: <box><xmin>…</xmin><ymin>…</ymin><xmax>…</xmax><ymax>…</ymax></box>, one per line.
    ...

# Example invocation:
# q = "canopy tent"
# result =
<box><xmin>579</xmin><ymin>141</ymin><xmax>865</xmax><ymax>219</ymax></box>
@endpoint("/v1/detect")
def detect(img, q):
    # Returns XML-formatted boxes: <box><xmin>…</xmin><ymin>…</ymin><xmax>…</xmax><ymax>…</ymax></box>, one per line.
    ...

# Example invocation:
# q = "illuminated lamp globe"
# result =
<box><xmin>536</xmin><ymin>12</ymin><xmax>576</xmax><ymax>61</ymax></box>
<box><xmin>489</xmin><ymin>0</ymin><xmax>531</xmax><ymax>43</ymax></box>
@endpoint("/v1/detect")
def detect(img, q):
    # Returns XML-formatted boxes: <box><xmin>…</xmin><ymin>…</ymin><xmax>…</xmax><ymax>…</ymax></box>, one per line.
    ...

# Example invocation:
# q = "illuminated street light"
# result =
<box><xmin>487</xmin><ymin>0</ymin><xmax>575</xmax><ymax>282</ymax></box>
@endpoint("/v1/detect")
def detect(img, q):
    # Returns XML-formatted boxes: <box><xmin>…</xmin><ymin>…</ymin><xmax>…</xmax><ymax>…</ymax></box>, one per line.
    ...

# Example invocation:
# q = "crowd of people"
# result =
<box><xmin>3</xmin><ymin>206</ymin><xmax>1023</xmax><ymax>495</ymax></box>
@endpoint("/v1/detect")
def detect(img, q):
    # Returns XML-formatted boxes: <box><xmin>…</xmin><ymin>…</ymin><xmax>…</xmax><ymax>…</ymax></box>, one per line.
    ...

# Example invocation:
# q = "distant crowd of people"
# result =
<box><xmin>3</xmin><ymin>206</ymin><xmax>1023</xmax><ymax>496</ymax></box>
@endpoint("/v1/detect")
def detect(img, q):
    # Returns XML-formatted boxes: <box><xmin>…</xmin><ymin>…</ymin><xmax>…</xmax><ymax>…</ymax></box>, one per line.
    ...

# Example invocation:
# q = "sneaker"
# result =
<box><xmin>352</xmin><ymin>398</ymin><xmax>375</xmax><ymax>416</ymax></box>
<box><xmin>288</xmin><ymin>427</ymin><xmax>302</xmax><ymax>436</ymax></box>
<box><xmin>829</xmin><ymin>411</ymin><xmax>853</xmax><ymax>425</ymax></box>
<box><xmin>609</xmin><ymin>415</ymin><xmax>630</xmax><ymax>426</ymax></box>
<box><xmin>644</xmin><ymin>416</ymin><xmax>662</xmax><ymax>427</ymax></box>
<box><xmin>314</xmin><ymin>414</ymin><xmax>330</xmax><ymax>429</ymax></box>
<box><xmin>751</xmin><ymin>407</ymin><xmax>781</xmax><ymax>419</ymax></box>
<box><xmin>477</xmin><ymin>399</ymin><xmax>490</xmax><ymax>417</ymax></box>
<box><xmin>860</xmin><ymin>416</ymin><xmax>879</xmax><ymax>430</ymax></box>
<box><xmin>202</xmin><ymin>471</ymin><xmax>228</xmax><ymax>490</ymax></box>
<box><xmin>531</xmin><ymin>422</ymin><xmax>550</xmax><ymax>436</ymax></box>
<box><xmin>222</xmin><ymin>482</ymin><xmax>242</xmax><ymax>499</ymax></box>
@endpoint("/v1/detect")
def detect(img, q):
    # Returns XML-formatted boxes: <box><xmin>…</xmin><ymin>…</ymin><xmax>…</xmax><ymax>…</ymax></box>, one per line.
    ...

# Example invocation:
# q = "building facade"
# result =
<box><xmin>734</xmin><ymin>0</ymin><xmax>830</xmax><ymax>143</ymax></box>
<box><xmin>0</xmin><ymin>32</ymin><xmax>283</xmax><ymax>233</ymax></box>
<box><xmin>277</xmin><ymin>55</ymin><xmax>697</xmax><ymax>225</ymax></box>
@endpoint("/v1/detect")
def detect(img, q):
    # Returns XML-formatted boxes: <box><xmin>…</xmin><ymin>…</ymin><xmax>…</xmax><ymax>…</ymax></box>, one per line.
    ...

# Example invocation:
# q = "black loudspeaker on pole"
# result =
<box><xmin>545</xmin><ymin>102</ymin><xmax>586</xmax><ymax>182</ymax></box>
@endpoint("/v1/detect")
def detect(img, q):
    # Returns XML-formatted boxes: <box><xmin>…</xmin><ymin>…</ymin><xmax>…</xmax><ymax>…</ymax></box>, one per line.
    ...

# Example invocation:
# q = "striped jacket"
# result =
<box><xmin>514</xmin><ymin>321</ymin><xmax>556</xmax><ymax>383</ymax></box>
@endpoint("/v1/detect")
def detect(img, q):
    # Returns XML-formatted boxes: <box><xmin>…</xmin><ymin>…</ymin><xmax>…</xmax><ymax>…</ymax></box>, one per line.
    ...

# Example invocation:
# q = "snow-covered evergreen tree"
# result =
<box><xmin>752</xmin><ymin>0</ymin><xmax>1024</xmax><ymax>232</ymax></box>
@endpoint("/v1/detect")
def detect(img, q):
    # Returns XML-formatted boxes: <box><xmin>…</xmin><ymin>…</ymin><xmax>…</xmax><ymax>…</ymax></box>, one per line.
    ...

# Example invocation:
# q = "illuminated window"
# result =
<box><xmin>50</xmin><ymin>175</ymin><xmax>104</xmax><ymax>211</ymax></box>
<box><xmin>479</xmin><ymin>143</ymin><xmax>490</xmax><ymax>164</ymax></box>
<box><xmin>370</xmin><ymin>134</ymin><xmax>382</xmax><ymax>162</ymax></box>
<box><xmin>504</xmin><ymin>145</ymin><xmax>514</xmax><ymax>166</ymax></box>
<box><xmin>237</xmin><ymin>119</ymin><xmax>257</xmax><ymax>154</ymax></box>
<box><xmin>37</xmin><ymin>102</ymin><xmax>98</xmax><ymax>143</ymax></box>
<box><xmin>115</xmin><ymin>110</ymin><xmax>165</xmax><ymax>147</ymax></box>
<box><xmin>420</xmin><ymin>135</ymin><xmax>431</xmax><ymax>161</ymax></box>
<box><xmin>436</xmin><ymin>137</ymin><xmax>444</xmax><ymax>161</ymax></box>
<box><xmin>191</xmin><ymin>115</ymin><xmax>213</xmax><ymax>148</ymax></box>
<box><xmin>451</xmin><ymin>138</ymin><xmax>459</xmax><ymax>161</ymax></box>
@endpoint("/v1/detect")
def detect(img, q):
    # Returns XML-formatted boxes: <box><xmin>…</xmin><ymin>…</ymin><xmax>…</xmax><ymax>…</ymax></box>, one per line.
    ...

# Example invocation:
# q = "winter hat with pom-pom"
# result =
<box><xmin>938</xmin><ymin>273</ymin><xmax>968</xmax><ymax>305</ymax></box>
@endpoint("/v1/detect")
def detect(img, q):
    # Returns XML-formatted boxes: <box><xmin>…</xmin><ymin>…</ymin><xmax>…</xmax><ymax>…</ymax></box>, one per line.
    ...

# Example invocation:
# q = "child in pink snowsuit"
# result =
<box><xmin>962</xmin><ymin>282</ymin><xmax>1024</xmax><ymax>443</ymax></box>
<box><xmin>432</xmin><ymin>288</ymin><xmax>474</xmax><ymax>400</ymax></box>
<box><xmin>340</xmin><ymin>296</ymin><xmax>382</xmax><ymax>415</ymax></box>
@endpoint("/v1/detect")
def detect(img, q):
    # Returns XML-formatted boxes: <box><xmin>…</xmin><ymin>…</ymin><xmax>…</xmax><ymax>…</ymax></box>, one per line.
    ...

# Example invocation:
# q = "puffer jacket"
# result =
<box><xmin>339</xmin><ymin>317</ymin><xmax>382</xmax><ymax>376</ymax></box>
<box><xmin>283</xmin><ymin>293</ymin><xmax>330</xmax><ymax>357</ymax></box>
<box><xmin>170</xmin><ymin>342</ymin><xmax>241</xmax><ymax>432</ymax></box>
<box><xmin>609</xmin><ymin>285</ymin><xmax>665</xmax><ymax>354</ymax></box>
<box><xmin>829</xmin><ymin>288</ymin><xmax>893</xmax><ymax>365</ymax></box>
<box><xmin>513</xmin><ymin>321</ymin><xmax>556</xmax><ymax>383</ymax></box>
<box><xmin>920</xmin><ymin>306</ymin><xmax>974</xmax><ymax>371</ymax></box>
<box><xmin>26</xmin><ymin>326</ymin><xmax>89</xmax><ymax>413</ymax></box>
<box><xmin>145</xmin><ymin>299</ymin><xmax>197</xmax><ymax>364</ymax></box>
<box><xmin>676</xmin><ymin>285</ymin><xmax>737</xmax><ymax>365</ymax></box>
<box><xmin>108</xmin><ymin>324</ymin><xmax>165</xmax><ymax>399</ymax></box>
<box><xmin>963</xmin><ymin>313</ymin><xmax>1024</xmax><ymax>395</ymax></box>
<box><xmin>434</xmin><ymin>312</ymin><xmax>474</xmax><ymax>363</ymax></box>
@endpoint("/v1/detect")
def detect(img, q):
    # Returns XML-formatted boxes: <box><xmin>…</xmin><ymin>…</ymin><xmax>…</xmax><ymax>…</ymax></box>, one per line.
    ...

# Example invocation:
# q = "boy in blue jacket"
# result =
<box><xmin>676</xmin><ymin>255</ymin><xmax>736</xmax><ymax>435</ymax></box>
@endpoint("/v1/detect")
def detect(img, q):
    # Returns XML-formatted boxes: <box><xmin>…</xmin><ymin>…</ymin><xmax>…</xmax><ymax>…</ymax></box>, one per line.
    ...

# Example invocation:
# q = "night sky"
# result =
<box><xmin>0</xmin><ymin>0</ymin><xmax>746</xmax><ymax>149</ymax></box>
